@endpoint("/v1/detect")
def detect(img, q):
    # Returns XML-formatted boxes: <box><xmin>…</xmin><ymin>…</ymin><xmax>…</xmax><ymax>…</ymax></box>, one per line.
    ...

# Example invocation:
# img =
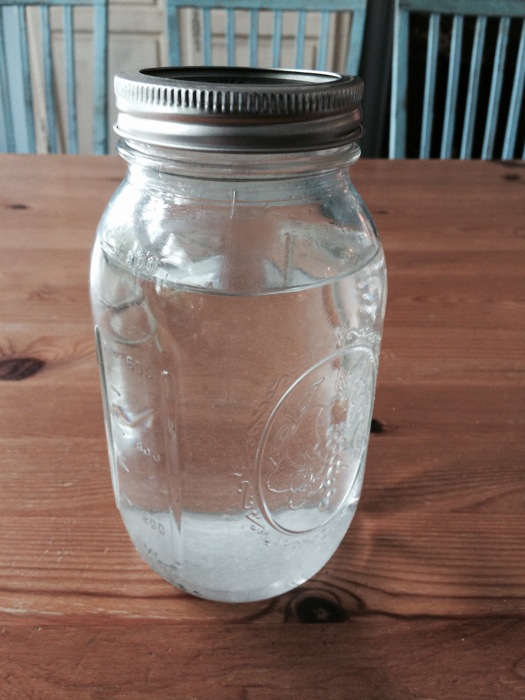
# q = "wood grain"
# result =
<box><xmin>0</xmin><ymin>155</ymin><xmax>524</xmax><ymax>698</ymax></box>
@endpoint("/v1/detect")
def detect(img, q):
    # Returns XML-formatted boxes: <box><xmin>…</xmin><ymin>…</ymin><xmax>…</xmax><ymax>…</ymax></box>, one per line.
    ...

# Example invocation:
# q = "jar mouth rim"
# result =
<box><xmin>114</xmin><ymin>67</ymin><xmax>364</xmax><ymax>152</ymax></box>
<box><xmin>139</xmin><ymin>66</ymin><xmax>347</xmax><ymax>89</ymax></box>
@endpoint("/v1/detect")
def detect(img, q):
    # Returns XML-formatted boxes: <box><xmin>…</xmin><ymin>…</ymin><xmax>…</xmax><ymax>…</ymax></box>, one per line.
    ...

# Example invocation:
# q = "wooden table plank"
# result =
<box><xmin>0</xmin><ymin>155</ymin><xmax>524</xmax><ymax>697</ymax></box>
<box><xmin>1</xmin><ymin>619</ymin><xmax>525</xmax><ymax>700</ymax></box>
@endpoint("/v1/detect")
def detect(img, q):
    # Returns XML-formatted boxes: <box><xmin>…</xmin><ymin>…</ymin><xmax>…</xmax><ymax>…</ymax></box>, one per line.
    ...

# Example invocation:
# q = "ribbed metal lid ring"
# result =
<box><xmin>114</xmin><ymin>67</ymin><xmax>364</xmax><ymax>152</ymax></box>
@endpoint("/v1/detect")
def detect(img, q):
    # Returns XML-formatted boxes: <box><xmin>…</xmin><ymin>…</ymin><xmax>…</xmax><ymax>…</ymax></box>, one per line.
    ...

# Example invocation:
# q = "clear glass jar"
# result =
<box><xmin>90</xmin><ymin>68</ymin><xmax>387</xmax><ymax>602</ymax></box>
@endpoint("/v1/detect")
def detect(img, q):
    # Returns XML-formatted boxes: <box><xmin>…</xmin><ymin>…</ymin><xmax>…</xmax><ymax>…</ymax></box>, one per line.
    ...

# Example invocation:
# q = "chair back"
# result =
<box><xmin>0</xmin><ymin>0</ymin><xmax>108</xmax><ymax>154</ymax></box>
<box><xmin>166</xmin><ymin>0</ymin><xmax>367</xmax><ymax>75</ymax></box>
<box><xmin>390</xmin><ymin>0</ymin><xmax>525</xmax><ymax>159</ymax></box>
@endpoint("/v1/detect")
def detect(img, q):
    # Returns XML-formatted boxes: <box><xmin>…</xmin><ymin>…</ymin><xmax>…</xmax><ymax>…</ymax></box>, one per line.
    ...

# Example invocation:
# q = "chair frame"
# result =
<box><xmin>390</xmin><ymin>0</ymin><xmax>525</xmax><ymax>159</ymax></box>
<box><xmin>0</xmin><ymin>0</ymin><xmax>108</xmax><ymax>154</ymax></box>
<box><xmin>166</xmin><ymin>0</ymin><xmax>367</xmax><ymax>76</ymax></box>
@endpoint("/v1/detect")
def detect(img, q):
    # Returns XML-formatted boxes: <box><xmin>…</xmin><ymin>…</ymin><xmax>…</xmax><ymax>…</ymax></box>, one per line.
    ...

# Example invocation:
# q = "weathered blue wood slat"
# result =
<box><xmin>249</xmin><ymin>8</ymin><xmax>258</xmax><ymax>66</ymax></box>
<box><xmin>345</xmin><ymin>6</ymin><xmax>366</xmax><ymax>75</ymax></box>
<box><xmin>63</xmin><ymin>5</ymin><xmax>78</xmax><ymax>153</ymax></box>
<box><xmin>460</xmin><ymin>16</ymin><xmax>486</xmax><ymax>159</ymax></box>
<box><xmin>203</xmin><ymin>8</ymin><xmax>212</xmax><ymax>64</ymax></box>
<box><xmin>166</xmin><ymin>4</ymin><xmax>182</xmax><ymax>64</ymax></box>
<box><xmin>389</xmin><ymin>5</ymin><xmax>409</xmax><ymax>158</ymax></box>
<box><xmin>482</xmin><ymin>17</ymin><xmax>510</xmax><ymax>159</ymax></box>
<box><xmin>440</xmin><ymin>15</ymin><xmax>463</xmax><ymax>158</ymax></box>
<box><xmin>91</xmin><ymin>1</ymin><xmax>107</xmax><ymax>153</ymax></box>
<box><xmin>272</xmin><ymin>10</ymin><xmax>282</xmax><ymax>67</ymax></box>
<box><xmin>295</xmin><ymin>10</ymin><xmax>306</xmax><ymax>69</ymax></box>
<box><xmin>3</xmin><ymin>6</ymin><xmax>36</xmax><ymax>152</ymax></box>
<box><xmin>0</xmin><ymin>0</ymin><xmax>108</xmax><ymax>154</ymax></box>
<box><xmin>0</xmin><ymin>11</ymin><xmax>15</xmax><ymax>151</ymax></box>
<box><xmin>40</xmin><ymin>6</ymin><xmax>58</xmax><ymax>153</ymax></box>
<box><xmin>419</xmin><ymin>12</ymin><xmax>439</xmax><ymax>158</ymax></box>
<box><xmin>227</xmin><ymin>8</ymin><xmax>235</xmax><ymax>65</ymax></box>
<box><xmin>502</xmin><ymin>19</ymin><xmax>525</xmax><ymax>159</ymax></box>
<box><xmin>18</xmin><ymin>6</ymin><xmax>35</xmax><ymax>151</ymax></box>
<box><xmin>317</xmin><ymin>11</ymin><xmax>330</xmax><ymax>71</ymax></box>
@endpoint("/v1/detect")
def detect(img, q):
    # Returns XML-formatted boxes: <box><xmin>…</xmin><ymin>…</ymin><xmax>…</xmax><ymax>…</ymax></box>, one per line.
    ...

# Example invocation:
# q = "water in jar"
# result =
<box><xmin>91</xmin><ymin>214</ymin><xmax>386</xmax><ymax>603</ymax></box>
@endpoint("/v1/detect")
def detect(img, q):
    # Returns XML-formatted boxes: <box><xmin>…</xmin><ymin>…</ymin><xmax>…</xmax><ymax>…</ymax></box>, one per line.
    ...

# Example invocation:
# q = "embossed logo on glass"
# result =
<box><xmin>256</xmin><ymin>347</ymin><xmax>375</xmax><ymax>535</ymax></box>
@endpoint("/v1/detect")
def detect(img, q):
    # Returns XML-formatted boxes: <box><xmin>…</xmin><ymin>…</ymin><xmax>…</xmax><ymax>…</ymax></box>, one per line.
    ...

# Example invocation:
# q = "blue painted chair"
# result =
<box><xmin>390</xmin><ymin>0</ymin><xmax>525</xmax><ymax>159</ymax></box>
<box><xmin>0</xmin><ymin>0</ymin><xmax>108</xmax><ymax>154</ymax></box>
<box><xmin>165</xmin><ymin>0</ymin><xmax>368</xmax><ymax>75</ymax></box>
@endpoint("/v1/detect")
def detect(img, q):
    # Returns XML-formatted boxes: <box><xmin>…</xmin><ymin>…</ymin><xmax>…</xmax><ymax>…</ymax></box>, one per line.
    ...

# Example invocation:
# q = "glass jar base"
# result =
<box><xmin>119</xmin><ymin>504</ymin><xmax>358</xmax><ymax>603</ymax></box>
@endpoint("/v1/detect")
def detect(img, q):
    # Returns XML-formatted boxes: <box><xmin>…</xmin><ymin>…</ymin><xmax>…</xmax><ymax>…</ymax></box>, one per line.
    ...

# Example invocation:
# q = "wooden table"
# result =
<box><xmin>0</xmin><ymin>155</ymin><xmax>524</xmax><ymax>699</ymax></box>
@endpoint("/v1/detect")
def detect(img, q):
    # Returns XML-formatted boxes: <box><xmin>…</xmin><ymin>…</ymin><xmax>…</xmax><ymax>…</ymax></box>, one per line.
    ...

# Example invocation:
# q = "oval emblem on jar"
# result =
<box><xmin>256</xmin><ymin>346</ymin><xmax>375</xmax><ymax>535</ymax></box>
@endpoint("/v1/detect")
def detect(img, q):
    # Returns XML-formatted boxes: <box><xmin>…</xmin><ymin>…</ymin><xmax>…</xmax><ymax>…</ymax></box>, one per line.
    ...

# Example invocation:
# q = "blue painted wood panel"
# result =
<box><xmin>390</xmin><ymin>0</ymin><xmax>525</xmax><ymax>159</ymax></box>
<box><xmin>0</xmin><ymin>0</ymin><xmax>108</xmax><ymax>153</ymax></box>
<box><xmin>166</xmin><ymin>0</ymin><xmax>368</xmax><ymax>77</ymax></box>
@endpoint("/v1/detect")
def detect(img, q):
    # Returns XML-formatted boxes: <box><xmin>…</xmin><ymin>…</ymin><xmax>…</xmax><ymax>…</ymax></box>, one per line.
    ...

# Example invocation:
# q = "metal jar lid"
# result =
<box><xmin>114</xmin><ymin>67</ymin><xmax>364</xmax><ymax>152</ymax></box>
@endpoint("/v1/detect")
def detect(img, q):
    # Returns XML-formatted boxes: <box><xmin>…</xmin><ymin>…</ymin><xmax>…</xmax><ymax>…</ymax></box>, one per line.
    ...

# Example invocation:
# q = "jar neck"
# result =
<box><xmin>117</xmin><ymin>139</ymin><xmax>361</xmax><ymax>182</ymax></box>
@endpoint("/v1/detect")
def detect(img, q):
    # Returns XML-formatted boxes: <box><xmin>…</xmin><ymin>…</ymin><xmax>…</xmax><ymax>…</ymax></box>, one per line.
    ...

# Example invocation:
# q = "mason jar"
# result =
<box><xmin>90</xmin><ymin>67</ymin><xmax>387</xmax><ymax>603</ymax></box>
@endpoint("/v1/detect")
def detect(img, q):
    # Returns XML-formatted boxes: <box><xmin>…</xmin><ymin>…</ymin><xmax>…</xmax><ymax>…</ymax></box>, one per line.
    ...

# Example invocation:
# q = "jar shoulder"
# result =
<box><xmin>95</xmin><ymin>175</ymin><xmax>383</xmax><ymax>294</ymax></box>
